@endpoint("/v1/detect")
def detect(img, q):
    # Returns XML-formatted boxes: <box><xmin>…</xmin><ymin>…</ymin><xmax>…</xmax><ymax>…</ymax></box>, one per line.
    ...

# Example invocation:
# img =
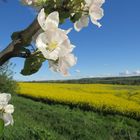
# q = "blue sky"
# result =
<box><xmin>0</xmin><ymin>0</ymin><xmax>140</xmax><ymax>81</ymax></box>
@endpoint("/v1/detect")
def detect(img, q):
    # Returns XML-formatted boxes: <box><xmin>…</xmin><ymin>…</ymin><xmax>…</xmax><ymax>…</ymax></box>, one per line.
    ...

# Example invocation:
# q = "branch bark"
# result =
<box><xmin>0</xmin><ymin>18</ymin><xmax>40</xmax><ymax>66</ymax></box>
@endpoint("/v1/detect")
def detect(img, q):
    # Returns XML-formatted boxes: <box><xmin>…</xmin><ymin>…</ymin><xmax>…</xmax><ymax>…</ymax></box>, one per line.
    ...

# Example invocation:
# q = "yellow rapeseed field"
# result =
<box><xmin>17</xmin><ymin>83</ymin><xmax>140</xmax><ymax>118</ymax></box>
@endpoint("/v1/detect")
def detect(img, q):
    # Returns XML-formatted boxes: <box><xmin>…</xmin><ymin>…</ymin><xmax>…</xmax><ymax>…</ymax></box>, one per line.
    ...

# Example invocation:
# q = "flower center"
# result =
<box><xmin>47</xmin><ymin>41</ymin><xmax>58</xmax><ymax>51</ymax></box>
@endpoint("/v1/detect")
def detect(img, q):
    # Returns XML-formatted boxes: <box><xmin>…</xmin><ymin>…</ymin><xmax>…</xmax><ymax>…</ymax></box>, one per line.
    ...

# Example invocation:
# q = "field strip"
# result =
<box><xmin>17</xmin><ymin>83</ymin><xmax>140</xmax><ymax>120</ymax></box>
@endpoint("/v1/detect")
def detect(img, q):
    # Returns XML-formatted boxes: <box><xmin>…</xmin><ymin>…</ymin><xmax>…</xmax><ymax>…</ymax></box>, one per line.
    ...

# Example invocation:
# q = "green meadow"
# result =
<box><xmin>2</xmin><ymin>94</ymin><xmax>140</xmax><ymax>140</ymax></box>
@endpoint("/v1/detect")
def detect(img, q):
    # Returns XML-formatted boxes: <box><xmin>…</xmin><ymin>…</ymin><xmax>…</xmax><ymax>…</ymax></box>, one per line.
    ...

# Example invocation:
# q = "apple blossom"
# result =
<box><xmin>35</xmin><ymin>28</ymin><xmax>74</xmax><ymax>61</ymax></box>
<box><xmin>35</xmin><ymin>8</ymin><xmax>77</xmax><ymax>75</ymax></box>
<box><xmin>49</xmin><ymin>53</ymin><xmax>77</xmax><ymax>76</ymax></box>
<box><xmin>0</xmin><ymin>93</ymin><xmax>14</xmax><ymax>126</ymax></box>
<box><xmin>74</xmin><ymin>0</ymin><xmax>105</xmax><ymax>31</ymax></box>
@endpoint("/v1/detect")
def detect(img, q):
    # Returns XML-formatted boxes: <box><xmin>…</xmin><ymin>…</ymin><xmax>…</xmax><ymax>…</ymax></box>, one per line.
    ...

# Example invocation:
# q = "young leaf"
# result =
<box><xmin>21</xmin><ymin>53</ymin><xmax>45</xmax><ymax>76</ymax></box>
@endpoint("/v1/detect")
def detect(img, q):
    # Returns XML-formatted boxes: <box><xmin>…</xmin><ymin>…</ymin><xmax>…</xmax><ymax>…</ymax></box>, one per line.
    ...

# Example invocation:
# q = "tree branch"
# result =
<box><xmin>0</xmin><ymin>18</ymin><xmax>40</xmax><ymax>66</ymax></box>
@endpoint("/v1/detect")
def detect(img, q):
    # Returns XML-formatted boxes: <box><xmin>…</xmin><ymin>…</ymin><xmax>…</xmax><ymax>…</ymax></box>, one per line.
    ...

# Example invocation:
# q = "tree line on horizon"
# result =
<box><xmin>25</xmin><ymin>76</ymin><xmax>140</xmax><ymax>85</ymax></box>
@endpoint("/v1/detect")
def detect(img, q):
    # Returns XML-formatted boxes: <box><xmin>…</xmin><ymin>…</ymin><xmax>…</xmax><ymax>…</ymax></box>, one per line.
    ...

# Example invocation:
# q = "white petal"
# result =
<box><xmin>59</xmin><ymin>54</ymin><xmax>77</xmax><ymax>76</ymax></box>
<box><xmin>64</xmin><ymin>54</ymin><xmax>77</xmax><ymax>67</ymax></box>
<box><xmin>49</xmin><ymin>54</ymin><xmax>77</xmax><ymax>76</ymax></box>
<box><xmin>74</xmin><ymin>16</ymin><xmax>89</xmax><ymax>32</ymax></box>
<box><xmin>47</xmin><ymin>47</ymin><xmax>60</xmax><ymax>61</ymax></box>
<box><xmin>32</xmin><ymin>29</ymin><xmax>43</xmax><ymax>42</ymax></box>
<box><xmin>85</xmin><ymin>0</ymin><xmax>93</xmax><ymax>6</ymax></box>
<box><xmin>58</xmin><ymin>40</ymin><xmax>74</xmax><ymax>57</ymax></box>
<box><xmin>89</xmin><ymin>5</ymin><xmax>104</xmax><ymax>20</ymax></box>
<box><xmin>49</xmin><ymin>53</ymin><xmax>77</xmax><ymax>76</ymax></box>
<box><xmin>49</xmin><ymin>60</ymin><xmax>59</xmax><ymax>72</ymax></box>
<box><xmin>37</xmin><ymin>8</ymin><xmax>46</xmax><ymax>31</ymax></box>
<box><xmin>64</xmin><ymin>28</ymin><xmax>72</xmax><ymax>34</ymax></box>
<box><xmin>91</xmin><ymin>18</ymin><xmax>102</xmax><ymax>27</ymax></box>
<box><xmin>44</xmin><ymin>29</ymin><xmax>64</xmax><ymax>45</ymax></box>
<box><xmin>93</xmin><ymin>0</ymin><xmax>105</xmax><ymax>7</ymax></box>
<box><xmin>0</xmin><ymin>93</ymin><xmax>11</xmax><ymax>105</ymax></box>
<box><xmin>3</xmin><ymin>113</ymin><xmax>14</xmax><ymax>126</ymax></box>
<box><xmin>89</xmin><ymin>5</ymin><xmax>104</xmax><ymax>27</ymax></box>
<box><xmin>85</xmin><ymin>0</ymin><xmax>105</xmax><ymax>7</ymax></box>
<box><xmin>4</xmin><ymin>104</ymin><xmax>14</xmax><ymax>114</ymax></box>
<box><xmin>36</xmin><ymin>33</ymin><xmax>50</xmax><ymax>59</ymax></box>
<box><xmin>45</xmin><ymin>11</ymin><xmax>59</xmax><ymax>29</ymax></box>
<box><xmin>38</xmin><ymin>9</ymin><xmax>59</xmax><ymax>31</ymax></box>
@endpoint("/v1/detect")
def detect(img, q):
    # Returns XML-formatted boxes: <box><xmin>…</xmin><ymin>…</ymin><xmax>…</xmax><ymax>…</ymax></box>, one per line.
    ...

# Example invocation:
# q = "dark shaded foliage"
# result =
<box><xmin>28</xmin><ymin>76</ymin><xmax>140</xmax><ymax>85</ymax></box>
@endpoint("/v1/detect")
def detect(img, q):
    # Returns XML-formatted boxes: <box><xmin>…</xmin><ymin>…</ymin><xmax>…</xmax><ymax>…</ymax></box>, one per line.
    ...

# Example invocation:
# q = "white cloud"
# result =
<box><xmin>75</xmin><ymin>69</ymin><xmax>80</xmax><ymax>73</ymax></box>
<box><xmin>132</xmin><ymin>70</ymin><xmax>140</xmax><ymax>75</ymax></box>
<box><xmin>119</xmin><ymin>70</ymin><xmax>140</xmax><ymax>76</ymax></box>
<box><xmin>87</xmin><ymin>75</ymin><xmax>95</xmax><ymax>78</ymax></box>
<box><xmin>119</xmin><ymin>70</ymin><xmax>130</xmax><ymax>76</ymax></box>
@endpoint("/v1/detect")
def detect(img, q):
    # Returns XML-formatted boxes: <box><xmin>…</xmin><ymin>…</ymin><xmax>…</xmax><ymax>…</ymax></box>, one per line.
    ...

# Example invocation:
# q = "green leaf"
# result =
<box><xmin>21</xmin><ymin>53</ymin><xmax>45</xmax><ymax>76</ymax></box>
<box><xmin>70</xmin><ymin>13</ymin><xmax>82</xmax><ymax>23</ymax></box>
<box><xmin>59</xmin><ymin>10</ymin><xmax>71</xmax><ymax>24</ymax></box>
<box><xmin>0</xmin><ymin>119</ymin><xmax>4</xmax><ymax>137</ymax></box>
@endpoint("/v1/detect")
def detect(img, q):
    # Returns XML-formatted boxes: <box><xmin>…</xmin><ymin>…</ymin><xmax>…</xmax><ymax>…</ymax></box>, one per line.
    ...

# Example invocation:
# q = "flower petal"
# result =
<box><xmin>4</xmin><ymin>104</ymin><xmax>14</xmax><ymax>114</ymax></box>
<box><xmin>32</xmin><ymin>29</ymin><xmax>43</xmax><ymax>42</ymax></box>
<box><xmin>59</xmin><ymin>54</ymin><xmax>77</xmax><ymax>76</ymax></box>
<box><xmin>85</xmin><ymin>0</ymin><xmax>93</xmax><ymax>6</ymax></box>
<box><xmin>89</xmin><ymin>5</ymin><xmax>104</xmax><ymax>20</ymax></box>
<box><xmin>89</xmin><ymin>5</ymin><xmax>104</xmax><ymax>27</ymax></box>
<box><xmin>38</xmin><ymin>9</ymin><xmax>59</xmax><ymax>31</ymax></box>
<box><xmin>45</xmin><ymin>28</ymin><xmax>68</xmax><ymax>45</ymax></box>
<box><xmin>64</xmin><ymin>28</ymin><xmax>73</xmax><ymax>34</ymax></box>
<box><xmin>74</xmin><ymin>15</ymin><xmax>89</xmax><ymax>32</ymax></box>
<box><xmin>58</xmin><ymin>40</ymin><xmax>74</xmax><ymax>57</ymax></box>
<box><xmin>45</xmin><ymin>11</ymin><xmax>59</xmax><ymax>29</ymax></box>
<box><xmin>37</xmin><ymin>8</ymin><xmax>46</xmax><ymax>31</ymax></box>
<box><xmin>93</xmin><ymin>0</ymin><xmax>105</xmax><ymax>7</ymax></box>
<box><xmin>3</xmin><ymin>113</ymin><xmax>14</xmax><ymax>126</ymax></box>
<box><xmin>85</xmin><ymin>0</ymin><xmax>105</xmax><ymax>7</ymax></box>
<box><xmin>36</xmin><ymin>33</ymin><xmax>50</xmax><ymax>59</ymax></box>
<box><xmin>49</xmin><ymin>53</ymin><xmax>77</xmax><ymax>76</ymax></box>
<box><xmin>0</xmin><ymin>93</ymin><xmax>11</xmax><ymax>105</ymax></box>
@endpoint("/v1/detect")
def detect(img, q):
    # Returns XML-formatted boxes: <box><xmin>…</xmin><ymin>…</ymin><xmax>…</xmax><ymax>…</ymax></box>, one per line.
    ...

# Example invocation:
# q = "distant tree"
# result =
<box><xmin>0</xmin><ymin>62</ymin><xmax>17</xmax><ymax>93</ymax></box>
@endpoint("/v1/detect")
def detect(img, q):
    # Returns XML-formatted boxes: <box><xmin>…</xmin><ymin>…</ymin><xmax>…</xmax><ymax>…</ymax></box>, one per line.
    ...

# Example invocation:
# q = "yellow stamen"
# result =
<box><xmin>47</xmin><ymin>41</ymin><xmax>58</xmax><ymax>51</ymax></box>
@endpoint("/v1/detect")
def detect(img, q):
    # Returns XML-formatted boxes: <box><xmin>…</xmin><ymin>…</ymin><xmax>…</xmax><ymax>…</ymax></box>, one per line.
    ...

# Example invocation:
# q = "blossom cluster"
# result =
<box><xmin>36</xmin><ymin>9</ymin><xmax>77</xmax><ymax>76</ymax></box>
<box><xmin>74</xmin><ymin>0</ymin><xmax>105</xmax><ymax>31</ymax></box>
<box><xmin>0</xmin><ymin>93</ymin><xmax>14</xmax><ymax>127</ymax></box>
<box><xmin>21</xmin><ymin>0</ymin><xmax>105</xmax><ymax>76</ymax></box>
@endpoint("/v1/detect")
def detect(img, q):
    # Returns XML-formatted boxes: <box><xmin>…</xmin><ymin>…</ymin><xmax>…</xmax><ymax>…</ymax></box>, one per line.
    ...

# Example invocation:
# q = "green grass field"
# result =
<box><xmin>2</xmin><ymin>95</ymin><xmax>140</xmax><ymax>140</ymax></box>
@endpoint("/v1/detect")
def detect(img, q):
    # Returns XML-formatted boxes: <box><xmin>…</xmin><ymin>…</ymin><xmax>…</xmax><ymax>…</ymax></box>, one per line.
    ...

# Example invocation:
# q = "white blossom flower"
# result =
<box><xmin>36</xmin><ymin>9</ymin><xmax>75</xmax><ymax>60</ymax></box>
<box><xmin>49</xmin><ymin>53</ymin><xmax>77</xmax><ymax>76</ymax></box>
<box><xmin>36</xmin><ymin>9</ymin><xmax>77</xmax><ymax>75</ymax></box>
<box><xmin>36</xmin><ymin>29</ymin><xmax>74</xmax><ymax>61</ymax></box>
<box><xmin>0</xmin><ymin>93</ymin><xmax>14</xmax><ymax>126</ymax></box>
<box><xmin>74</xmin><ymin>0</ymin><xmax>105</xmax><ymax>31</ymax></box>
